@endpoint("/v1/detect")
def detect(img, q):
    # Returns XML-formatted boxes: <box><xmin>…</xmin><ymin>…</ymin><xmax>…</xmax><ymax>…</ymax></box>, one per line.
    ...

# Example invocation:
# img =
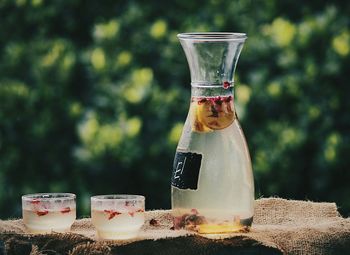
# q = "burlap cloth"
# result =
<box><xmin>0</xmin><ymin>198</ymin><xmax>349</xmax><ymax>255</ymax></box>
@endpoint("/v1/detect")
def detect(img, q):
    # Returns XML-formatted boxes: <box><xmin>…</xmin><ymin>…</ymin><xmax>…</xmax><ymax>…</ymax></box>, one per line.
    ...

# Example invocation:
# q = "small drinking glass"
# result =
<box><xmin>22</xmin><ymin>193</ymin><xmax>76</xmax><ymax>233</ymax></box>
<box><xmin>91</xmin><ymin>195</ymin><xmax>145</xmax><ymax>240</ymax></box>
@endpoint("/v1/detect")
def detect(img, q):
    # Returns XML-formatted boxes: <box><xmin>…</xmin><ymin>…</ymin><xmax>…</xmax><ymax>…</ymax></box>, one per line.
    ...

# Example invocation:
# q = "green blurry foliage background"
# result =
<box><xmin>0</xmin><ymin>0</ymin><xmax>349</xmax><ymax>218</ymax></box>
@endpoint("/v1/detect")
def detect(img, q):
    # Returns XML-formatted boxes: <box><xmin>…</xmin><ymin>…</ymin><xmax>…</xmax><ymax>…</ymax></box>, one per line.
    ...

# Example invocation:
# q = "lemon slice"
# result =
<box><xmin>191</xmin><ymin>102</ymin><xmax>213</xmax><ymax>133</ymax></box>
<box><xmin>198</xmin><ymin>223</ymin><xmax>243</xmax><ymax>234</ymax></box>
<box><xmin>197</xmin><ymin>100</ymin><xmax>235</xmax><ymax>130</ymax></box>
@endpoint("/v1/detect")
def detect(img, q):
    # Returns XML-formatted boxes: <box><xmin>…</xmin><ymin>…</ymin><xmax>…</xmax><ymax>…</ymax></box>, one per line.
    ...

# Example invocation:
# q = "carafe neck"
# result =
<box><xmin>191</xmin><ymin>84</ymin><xmax>233</xmax><ymax>98</ymax></box>
<box><xmin>178</xmin><ymin>33</ymin><xmax>247</xmax><ymax>88</ymax></box>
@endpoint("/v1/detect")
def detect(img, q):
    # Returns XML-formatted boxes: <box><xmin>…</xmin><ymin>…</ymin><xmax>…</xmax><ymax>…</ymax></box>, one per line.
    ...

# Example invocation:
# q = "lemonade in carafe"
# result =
<box><xmin>171</xmin><ymin>33</ymin><xmax>254</xmax><ymax>234</ymax></box>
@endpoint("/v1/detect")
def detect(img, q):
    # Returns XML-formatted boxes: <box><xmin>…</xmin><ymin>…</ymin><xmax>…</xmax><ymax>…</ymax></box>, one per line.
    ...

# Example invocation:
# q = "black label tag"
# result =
<box><xmin>171</xmin><ymin>152</ymin><xmax>202</xmax><ymax>190</ymax></box>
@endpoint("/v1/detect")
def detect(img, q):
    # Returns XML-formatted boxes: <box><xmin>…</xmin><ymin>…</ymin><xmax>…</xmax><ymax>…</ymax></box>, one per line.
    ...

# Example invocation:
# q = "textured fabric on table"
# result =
<box><xmin>0</xmin><ymin>198</ymin><xmax>350</xmax><ymax>255</ymax></box>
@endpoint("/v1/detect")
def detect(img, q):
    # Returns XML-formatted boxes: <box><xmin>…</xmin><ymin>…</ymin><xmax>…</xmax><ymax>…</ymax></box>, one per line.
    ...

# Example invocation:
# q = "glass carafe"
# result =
<box><xmin>171</xmin><ymin>33</ymin><xmax>254</xmax><ymax>234</ymax></box>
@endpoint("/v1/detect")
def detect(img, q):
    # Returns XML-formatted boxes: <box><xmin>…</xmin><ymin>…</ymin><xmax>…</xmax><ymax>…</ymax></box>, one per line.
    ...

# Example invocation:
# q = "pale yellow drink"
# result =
<box><xmin>91</xmin><ymin>195</ymin><xmax>145</xmax><ymax>240</ymax></box>
<box><xmin>91</xmin><ymin>209</ymin><xmax>144</xmax><ymax>239</ymax></box>
<box><xmin>23</xmin><ymin>208</ymin><xmax>76</xmax><ymax>233</ymax></box>
<box><xmin>22</xmin><ymin>193</ymin><xmax>76</xmax><ymax>233</ymax></box>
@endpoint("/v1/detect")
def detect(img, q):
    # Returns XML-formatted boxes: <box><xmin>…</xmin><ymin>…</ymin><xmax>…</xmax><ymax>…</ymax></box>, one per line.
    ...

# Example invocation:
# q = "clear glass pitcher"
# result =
<box><xmin>171</xmin><ymin>33</ymin><xmax>254</xmax><ymax>234</ymax></box>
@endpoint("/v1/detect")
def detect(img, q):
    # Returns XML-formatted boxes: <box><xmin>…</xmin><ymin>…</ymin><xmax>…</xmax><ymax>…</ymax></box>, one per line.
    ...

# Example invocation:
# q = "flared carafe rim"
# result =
<box><xmin>177</xmin><ymin>32</ymin><xmax>247</xmax><ymax>42</ymax></box>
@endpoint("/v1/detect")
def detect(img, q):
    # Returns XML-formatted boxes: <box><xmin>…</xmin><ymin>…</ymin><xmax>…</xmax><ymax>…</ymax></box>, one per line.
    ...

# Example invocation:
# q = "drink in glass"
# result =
<box><xmin>22</xmin><ymin>193</ymin><xmax>76</xmax><ymax>233</ymax></box>
<box><xmin>91</xmin><ymin>195</ymin><xmax>145</xmax><ymax>240</ymax></box>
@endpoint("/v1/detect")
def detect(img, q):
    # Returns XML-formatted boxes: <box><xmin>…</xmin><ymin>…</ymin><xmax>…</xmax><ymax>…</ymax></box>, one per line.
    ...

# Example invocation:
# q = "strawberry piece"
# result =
<box><xmin>61</xmin><ymin>207</ymin><xmax>71</xmax><ymax>214</ymax></box>
<box><xmin>30</xmin><ymin>199</ymin><xmax>40</xmax><ymax>204</ymax></box>
<box><xmin>36</xmin><ymin>210</ymin><xmax>48</xmax><ymax>216</ymax></box>
<box><xmin>104</xmin><ymin>210</ymin><xmax>121</xmax><ymax>220</ymax></box>
<box><xmin>223</xmin><ymin>81</ymin><xmax>230</xmax><ymax>89</ymax></box>
<box><xmin>190</xmin><ymin>208</ymin><xmax>199</xmax><ymax>215</ymax></box>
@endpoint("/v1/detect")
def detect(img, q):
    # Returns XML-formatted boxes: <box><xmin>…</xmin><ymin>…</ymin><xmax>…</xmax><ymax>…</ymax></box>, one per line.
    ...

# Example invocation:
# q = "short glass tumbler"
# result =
<box><xmin>22</xmin><ymin>193</ymin><xmax>76</xmax><ymax>233</ymax></box>
<box><xmin>91</xmin><ymin>195</ymin><xmax>145</xmax><ymax>240</ymax></box>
